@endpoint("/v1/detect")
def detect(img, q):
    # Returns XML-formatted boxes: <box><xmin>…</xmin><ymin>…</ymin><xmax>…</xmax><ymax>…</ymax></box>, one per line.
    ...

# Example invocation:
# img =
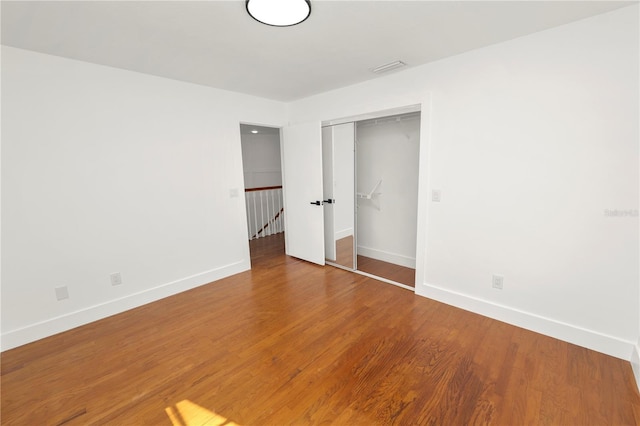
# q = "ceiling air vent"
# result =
<box><xmin>371</xmin><ymin>60</ymin><xmax>406</xmax><ymax>74</ymax></box>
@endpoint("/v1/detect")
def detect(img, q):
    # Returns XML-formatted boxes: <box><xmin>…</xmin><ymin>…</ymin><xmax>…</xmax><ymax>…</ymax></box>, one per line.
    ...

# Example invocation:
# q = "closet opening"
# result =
<box><xmin>321</xmin><ymin>108</ymin><xmax>420</xmax><ymax>289</ymax></box>
<box><xmin>355</xmin><ymin>112</ymin><xmax>420</xmax><ymax>288</ymax></box>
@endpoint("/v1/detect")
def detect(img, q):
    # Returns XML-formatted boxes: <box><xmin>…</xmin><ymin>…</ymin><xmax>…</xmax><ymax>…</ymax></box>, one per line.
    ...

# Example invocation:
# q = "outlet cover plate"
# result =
<box><xmin>110</xmin><ymin>272</ymin><xmax>122</xmax><ymax>286</ymax></box>
<box><xmin>492</xmin><ymin>274</ymin><xmax>504</xmax><ymax>290</ymax></box>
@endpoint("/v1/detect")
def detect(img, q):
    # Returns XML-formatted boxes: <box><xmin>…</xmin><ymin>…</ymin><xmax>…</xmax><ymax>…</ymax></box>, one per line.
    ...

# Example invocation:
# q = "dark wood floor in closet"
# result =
<box><xmin>356</xmin><ymin>255</ymin><xmax>416</xmax><ymax>288</ymax></box>
<box><xmin>333</xmin><ymin>235</ymin><xmax>415</xmax><ymax>287</ymax></box>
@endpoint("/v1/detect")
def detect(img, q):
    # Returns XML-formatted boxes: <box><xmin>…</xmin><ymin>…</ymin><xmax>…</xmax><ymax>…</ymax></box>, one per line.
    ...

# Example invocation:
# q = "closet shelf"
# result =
<box><xmin>357</xmin><ymin>179</ymin><xmax>382</xmax><ymax>200</ymax></box>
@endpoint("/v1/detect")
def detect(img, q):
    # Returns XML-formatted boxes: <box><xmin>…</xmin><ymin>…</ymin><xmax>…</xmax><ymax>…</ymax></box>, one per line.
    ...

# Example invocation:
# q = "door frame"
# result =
<box><xmin>238</xmin><ymin>121</ymin><xmax>286</xmax><ymax>263</ymax></box>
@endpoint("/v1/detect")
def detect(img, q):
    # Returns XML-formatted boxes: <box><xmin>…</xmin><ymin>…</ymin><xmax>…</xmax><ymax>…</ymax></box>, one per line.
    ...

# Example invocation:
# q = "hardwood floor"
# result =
<box><xmin>356</xmin><ymin>255</ymin><xmax>416</xmax><ymax>288</ymax></box>
<box><xmin>2</xmin><ymin>234</ymin><xmax>639</xmax><ymax>425</ymax></box>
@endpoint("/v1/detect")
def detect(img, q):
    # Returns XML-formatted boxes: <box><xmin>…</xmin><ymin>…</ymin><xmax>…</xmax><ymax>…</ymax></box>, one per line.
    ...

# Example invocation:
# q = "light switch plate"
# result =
<box><xmin>55</xmin><ymin>286</ymin><xmax>69</xmax><ymax>301</ymax></box>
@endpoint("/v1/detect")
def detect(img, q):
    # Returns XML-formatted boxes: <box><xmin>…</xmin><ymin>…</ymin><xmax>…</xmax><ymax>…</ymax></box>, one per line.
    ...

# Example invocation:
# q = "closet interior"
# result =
<box><xmin>322</xmin><ymin>111</ymin><xmax>421</xmax><ymax>288</ymax></box>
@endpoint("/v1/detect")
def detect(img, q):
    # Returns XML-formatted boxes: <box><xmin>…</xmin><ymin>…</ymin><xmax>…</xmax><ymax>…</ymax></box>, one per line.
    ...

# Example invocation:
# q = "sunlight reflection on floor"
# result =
<box><xmin>165</xmin><ymin>400</ymin><xmax>241</xmax><ymax>426</ymax></box>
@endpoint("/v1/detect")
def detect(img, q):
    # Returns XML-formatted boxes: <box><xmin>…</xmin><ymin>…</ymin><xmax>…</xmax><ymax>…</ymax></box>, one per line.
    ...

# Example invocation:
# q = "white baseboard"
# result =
<box><xmin>357</xmin><ymin>245</ymin><xmax>416</xmax><ymax>268</ymax></box>
<box><xmin>416</xmin><ymin>282</ymin><xmax>634</xmax><ymax>361</ymax></box>
<box><xmin>632</xmin><ymin>342</ymin><xmax>640</xmax><ymax>392</ymax></box>
<box><xmin>335</xmin><ymin>228</ymin><xmax>353</xmax><ymax>241</ymax></box>
<box><xmin>1</xmin><ymin>260</ymin><xmax>250</xmax><ymax>352</ymax></box>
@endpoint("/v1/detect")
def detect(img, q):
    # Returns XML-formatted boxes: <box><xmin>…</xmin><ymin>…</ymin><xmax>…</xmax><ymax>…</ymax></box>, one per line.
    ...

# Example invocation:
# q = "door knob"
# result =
<box><xmin>310</xmin><ymin>200</ymin><xmax>322</xmax><ymax>206</ymax></box>
<box><xmin>323</xmin><ymin>199</ymin><xmax>335</xmax><ymax>204</ymax></box>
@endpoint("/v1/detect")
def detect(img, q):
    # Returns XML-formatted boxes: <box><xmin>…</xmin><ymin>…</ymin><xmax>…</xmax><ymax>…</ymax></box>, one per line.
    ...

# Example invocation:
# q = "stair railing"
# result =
<box><xmin>245</xmin><ymin>186</ymin><xmax>284</xmax><ymax>240</ymax></box>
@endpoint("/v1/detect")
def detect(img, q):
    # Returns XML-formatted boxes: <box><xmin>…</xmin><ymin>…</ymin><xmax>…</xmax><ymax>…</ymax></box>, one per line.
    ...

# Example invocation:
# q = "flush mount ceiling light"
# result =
<box><xmin>246</xmin><ymin>0</ymin><xmax>311</xmax><ymax>27</ymax></box>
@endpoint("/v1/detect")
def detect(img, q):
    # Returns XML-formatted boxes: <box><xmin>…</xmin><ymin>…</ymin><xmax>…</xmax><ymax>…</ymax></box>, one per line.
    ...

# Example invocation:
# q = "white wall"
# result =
<box><xmin>1</xmin><ymin>47</ymin><xmax>286</xmax><ymax>350</ymax></box>
<box><xmin>240</xmin><ymin>131</ymin><xmax>282</xmax><ymax>189</ymax></box>
<box><xmin>356</xmin><ymin>114</ymin><xmax>420</xmax><ymax>268</ymax></box>
<box><xmin>288</xmin><ymin>5</ymin><xmax>639</xmax><ymax>360</ymax></box>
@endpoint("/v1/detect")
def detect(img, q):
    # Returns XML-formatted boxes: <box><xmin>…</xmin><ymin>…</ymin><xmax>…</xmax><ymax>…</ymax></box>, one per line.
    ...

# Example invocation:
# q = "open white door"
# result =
<box><xmin>282</xmin><ymin>121</ymin><xmax>325</xmax><ymax>265</ymax></box>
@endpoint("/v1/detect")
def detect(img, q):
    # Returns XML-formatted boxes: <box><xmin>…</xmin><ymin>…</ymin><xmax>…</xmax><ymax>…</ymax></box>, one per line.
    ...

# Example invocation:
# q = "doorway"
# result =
<box><xmin>239</xmin><ymin>123</ymin><xmax>285</xmax><ymax>259</ymax></box>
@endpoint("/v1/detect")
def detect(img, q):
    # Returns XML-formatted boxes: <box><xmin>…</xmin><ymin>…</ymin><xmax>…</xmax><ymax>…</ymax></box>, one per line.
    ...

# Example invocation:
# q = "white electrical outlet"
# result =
<box><xmin>110</xmin><ymin>272</ymin><xmax>122</xmax><ymax>286</ymax></box>
<box><xmin>432</xmin><ymin>190</ymin><xmax>442</xmax><ymax>202</ymax></box>
<box><xmin>492</xmin><ymin>274</ymin><xmax>504</xmax><ymax>290</ymax></box>
<box><xmin>55</xmin><ymin>286</ymin><xmax>69</xmax><ymax>301</ymax></box>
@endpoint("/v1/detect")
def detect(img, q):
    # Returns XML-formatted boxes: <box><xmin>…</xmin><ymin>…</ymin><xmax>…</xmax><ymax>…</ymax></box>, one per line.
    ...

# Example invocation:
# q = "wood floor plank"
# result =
<box><xmin>2</xmin><ymin>233</ymin><xmax>639</xmax><ymax>425</ymax></box>
<box><xmin>356</xmin><ymin>255</ymin><xmax>416</xmax><ymax>288</ymax></box>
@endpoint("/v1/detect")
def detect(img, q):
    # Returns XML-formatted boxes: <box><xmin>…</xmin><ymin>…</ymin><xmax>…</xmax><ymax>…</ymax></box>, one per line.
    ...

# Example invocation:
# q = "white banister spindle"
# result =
<box><xmin>265</xmin><ymin>191</ymin><xmax>271</xmax><ymax>236</ymax></box>
<box><xmin>270</xmin><ymin>190</ymin><xmax>275</xmax><ymax>235</ymax></box>
<box><xmin>253</xmin><ymin>192</ymin><xmax>258</xmax><ymax>239</ymax></box>
<box><xmin>260</xmin><ymin>192</ymin><xmax>265</xmax><ymax>237</ymax></box>
<box><xmin>276</xmin><ymin>190</ymin><xmax>281</xmax><ymax>234</ymax></box>
<box><xmin>245</xmin><ymin>193</ymin><xmax>250</xmax><ymax>237</ymax></box>
<box><xmin>279</xmin><ymin>190</ymin><xmax>284</xmax><ymax>233</ymax></box>
<box><xmin>275</xmin><ymin>190</ymin><xmax>279</xmax><ymax>234</ymax></box>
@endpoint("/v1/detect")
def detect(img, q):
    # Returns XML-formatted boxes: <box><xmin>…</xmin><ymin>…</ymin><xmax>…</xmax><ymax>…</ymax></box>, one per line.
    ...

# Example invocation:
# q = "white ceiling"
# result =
<box><xmin>1</xmin><ymin>1</ymin><xmax>635</xmax><ymax>101</ymax></box>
